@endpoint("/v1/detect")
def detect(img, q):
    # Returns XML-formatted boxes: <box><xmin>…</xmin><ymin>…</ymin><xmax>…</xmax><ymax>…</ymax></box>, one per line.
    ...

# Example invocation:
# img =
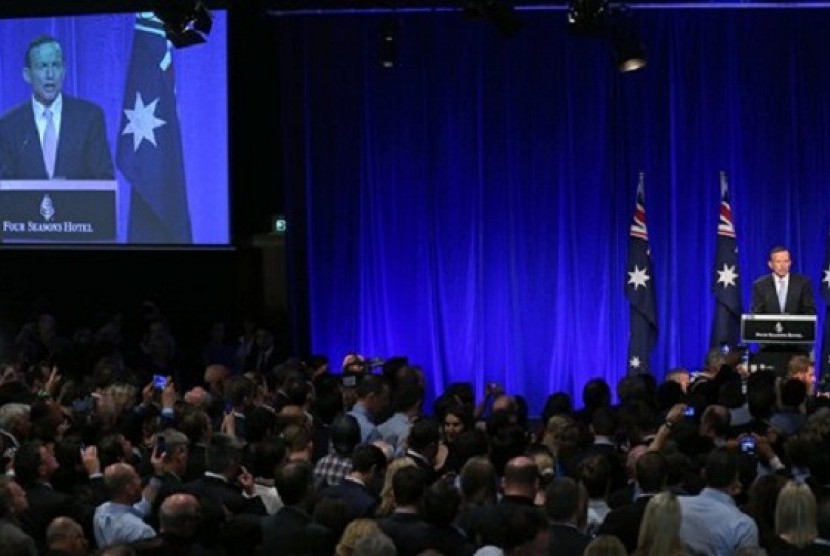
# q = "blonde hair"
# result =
<box><xmin>584</xmin><ymin>534</ymin><xmax>627</xmax><ymax>556</ymax></box>
<box><xmin>634</xmin><ymin>492</ymin><xmax>685</xmax><ymax>556</ymax></box>
<box><xmin>375</xmin><ymin>456</ymin><xmax>416</xmax><ymax>517</ymax></box>
<box><xmin>335</xmin><ymin>518</ymin><xmax>380</xmax><ymax>556</ymax></box>
<box><xmin>103</xmin><ymin>382</ymin><xmax>138</xmax><ymax>413</ymax></box>
<box><xmin>541</xmin><ymin>414</ymin><xmax>576</xmax><ymax>457</ymax></box>
<box><xmin>775</xmin><ymin>480</ymin><xmax>817</xmax><ymax>548</ymax></box>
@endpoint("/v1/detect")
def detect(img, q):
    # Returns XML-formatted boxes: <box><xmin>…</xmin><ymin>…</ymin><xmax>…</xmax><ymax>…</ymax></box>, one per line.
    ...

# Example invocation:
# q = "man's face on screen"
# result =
<box><xmin>23</xmin><ymin>41</ymin><xmax>65</xmax><ymax>107</ymax></box>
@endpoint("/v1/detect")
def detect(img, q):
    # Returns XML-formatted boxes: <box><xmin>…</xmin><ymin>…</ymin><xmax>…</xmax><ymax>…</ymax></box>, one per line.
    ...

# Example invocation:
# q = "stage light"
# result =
<box><xmin>610</xmin><ymin>8</ymin><xmax>646</xmax><ymax>72</ymax></box>
<box><xmin>153</xmin><ymin>0</ymin><xmax>213</xmax><ymax>49</ymax></box>
<box><xmin>379</xmin><ymin>18</ymin><xmax>399</xmax><ymax>69</ymax></box>
<box><xmin>568</xmin><ymin>2</ymin><xmax>647</xmax><ymax>73</ymax></box>
<box><xmin>568</xmin><ymin>0</ymin><xmax>610</xmax><ymax>37</ymax></box>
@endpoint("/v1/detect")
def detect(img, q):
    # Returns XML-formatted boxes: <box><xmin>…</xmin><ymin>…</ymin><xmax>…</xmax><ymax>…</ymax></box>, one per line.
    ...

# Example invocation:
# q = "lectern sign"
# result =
<box><xmin>0</xmin><ymin>180</ymin><xmax>117</xmax><ymax>242</ymax></box>
<box><xmin>740</xmin><ymin>314</ymin><xmax>817</xmax><ymax>344</ymax></box>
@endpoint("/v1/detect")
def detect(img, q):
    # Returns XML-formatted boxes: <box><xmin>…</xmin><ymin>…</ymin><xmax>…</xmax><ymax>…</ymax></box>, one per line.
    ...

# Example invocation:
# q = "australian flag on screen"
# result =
<box><xmin>710</xmin><ymin>172</ymin><xmax>743</xmax><ymax>348</ymax></box>
<box><xmin>820</xmin><ymin>217</ymin><xmax>830</xmax><ymax>379</ymax></box>
<box><xmin>625</xmin><ymin>173</ymin><xmax>657</xmax><ymax>374</ymax></box>
<box><xmin>117</xmin><ymin>13</ymin><xmax>192</xmax><ymax>244</ymax></box>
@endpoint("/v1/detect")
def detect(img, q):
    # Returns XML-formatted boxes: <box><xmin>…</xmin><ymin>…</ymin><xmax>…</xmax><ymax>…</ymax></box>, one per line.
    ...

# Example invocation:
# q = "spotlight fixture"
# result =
<box><xmin>379</xmin><ymin>19</ymin><xmax>399</xmax><ymax>69</ymax></box>
<box><xmin>568</xmin><ymin>2</ymin><xmax>646</xmax><ymax>73</ymax></box>
<box><xmin>153</xmin><ymin>0</ymin><xmax>213</xmax><ymax>49</ymax></box>
<box><xmin>568</xmin><ymin>0</ymin><xmax>610</xmax><ymax>37</ymax></box>
<box><xmin>609</xmin><ymin>8</ymin><xmax>646</xmax><ymax>72</ymax></box>
<box><xmin>462</xmin><ymin>0</ymin><xmax>523</xmax><ymax>39</ymax></box>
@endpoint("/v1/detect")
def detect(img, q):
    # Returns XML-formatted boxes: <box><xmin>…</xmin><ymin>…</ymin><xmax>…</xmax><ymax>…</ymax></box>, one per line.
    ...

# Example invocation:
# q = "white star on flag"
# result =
<box><xmin>629</xmin><ymin>356</ymin><xmax>642</xmax><ymax>369</ymax></box>
<box><xmin>716</xmin><ymin>264</ymin><xmax>739</xmax><ymax>288</ymax></box>
<box><xmin>122</xmin><ymin>92</ymin><xmax>166</xmax><ymax>151</ymax></box>
<box><xmin>627</xmin><ymin>266</ymin><xmax>651</xmax><ymax>290</ymax></box>
<box><xmin>823</xmin><ymin>266</ymin><xmax>830</xmax><ymax>290</ymax></box>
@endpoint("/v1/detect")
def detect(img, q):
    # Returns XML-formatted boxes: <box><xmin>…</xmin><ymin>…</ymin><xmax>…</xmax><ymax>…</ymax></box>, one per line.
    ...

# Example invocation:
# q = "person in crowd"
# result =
<box><xmin>403</xmin><ymin>418</ymin><xmax>441</xmax><ymax>485</ymax></box>
<box><xmin>317</xmin><ymin>443</ymin><xmax>387</xmax><ymax>521</ymax></box>
<box><xmin>14</xmin><ymin>440</ymin><xmax>96</xmax><ymax>553</ymax></box>
<box><xmin>677</xmin><ymin>448</ymin><xmax>760</xmax><ymax>555</ymax></box>
<box><xmin>348</xmin><ymin>375</ymin><xmax>389</xmax><ymax>443</ymax></box>
<box><xmin>314</xmin><ymin>414</ymin><xmax>361</xmax><ymax>490</ymax></box>
<box><xmin>377</xmin><ymin>382</ymin><xmax>423</xmax><ymax>458</ymax></box>
<box><xmin>45</xmin><ymin>516</ymin><xmax>89</xmax><ymax>556</ymax></box>
<box><xmin>377</xmin><ymin>466</ymin><xmax>431</xmax><ymax>556</ymax></box>
<box><xmin>335</xmin><ymin>518</ymin><xmax>383</xmax><ymax>556</ymax></box>
<box><xmin>544</xmin><ymin>476</ymin><xmax>591</xmax><ymax>556</ymax></box>
<box><xmin>767</xmin><ymin>480</ymin><xmax>818</xmax><ymax>554</ymax></box>
<box><xmin>258</xmin><ymin>461</ymin><xmax>315</xmax><ymax>555</ymax></box>
<box><xmin>0</xmin><ymin>35</ymin><xmax>114</xmax><ymax>180</ymax></box>
<box><xmin>598</xmin><ymin>450</ymin><xmax>668</xmax><ymax>553</ymax></box>
<box><xmin>376</xmin><ymin>457</ymin><xmax>416</xmax><ymax>518</ymax></box>
<box><xmin>93</xmin><ymin>463</ymin><xmax>156</xmax><ymax>548</ymax></box>
<box><xmin>583</xmin><ymin>534</ymin><xmax>627</xmax><ymax>556</ymax></box>
<box><xmin>353</xmin><ymin>531</ymin><xmax>397</xmax><ymax>556</ymax></box>
<box><xmin>631</xmin><ymin>492</ymin><xmax>685</xmax><ymax>556</ymax></box>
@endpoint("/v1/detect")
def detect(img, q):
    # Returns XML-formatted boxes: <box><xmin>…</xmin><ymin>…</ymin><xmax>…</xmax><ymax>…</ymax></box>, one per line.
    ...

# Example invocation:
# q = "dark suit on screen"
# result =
<box><xmin>750</xmin><ymin>273</ymin><xmax>816</xmax><ymax>316</ymax></box>
<box><xmin>0</xmin><ymin>95</ymin><xmax>114</xmax><ymax>180</ymax></box>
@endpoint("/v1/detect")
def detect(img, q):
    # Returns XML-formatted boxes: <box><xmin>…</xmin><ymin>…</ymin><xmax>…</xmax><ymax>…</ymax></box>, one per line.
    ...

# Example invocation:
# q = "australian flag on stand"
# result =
<box><xmin>710</xmin><ymin>172</ymin><xmax>743</xmax><ymax>348</ymax></box>
<box><xmin>820</xmin><ymin>215</ymin><xmax>830</xmax><ymax>380</ymax></box>
<box><xmin>625</xmin><ymin>173</ymin><xmax>657</xmax><ymax>374</ymax></box>
<box><xmin>117</xmin><ymin>13</ymin><xmax>192</xmax><ymax>243</ymax></box>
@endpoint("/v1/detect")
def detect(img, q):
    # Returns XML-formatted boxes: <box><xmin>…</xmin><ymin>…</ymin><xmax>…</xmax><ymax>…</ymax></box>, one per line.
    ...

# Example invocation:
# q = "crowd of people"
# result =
<box><xmin>1</xmin><ymin>301</ymin><xmax>830</xmax><ymax>556</ymax></box>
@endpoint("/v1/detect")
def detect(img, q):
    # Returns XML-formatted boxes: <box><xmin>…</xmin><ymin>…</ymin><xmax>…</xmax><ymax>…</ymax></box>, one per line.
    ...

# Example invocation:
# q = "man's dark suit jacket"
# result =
<box><xmin>596</xmin><ymin>493</ymin><xmax>655</xmax><ymax>553</ymax></box>
<box><xmin>0</xmin><ymin>96</ymin><xmax>114</xmax><ymax>179</ymax></box>
<box><xmin>258</xmin><ymin>505</ymin><xmax>312</xmax><ymax>556</ymax></box>
<box><xmin>316</xmin><ymin>478</ymin><xmax>378</xmax><ymax>520</ymax></box>
<box><xmin>18</xmin><ymin>482</ymin><xmax>94</xmax><ymax>553</ymax></box>
<box><xmin>750</xmin><ymin>273</ymin><xmax>816</xmax><ymax>315</ymax></box>
<box><xmin>183</xmin><ymin>474</ymin><xmax>267</xmax><ymax>517</ymax></box>
<box><xmin>378</xmin><ymin>512</ymin><xmax>434</xmax><ymax>556</ymax></box>
<box><xmin>547</xmin><ymin>523</ymin><xmax>592</xmax><ymax>556</ymax></box>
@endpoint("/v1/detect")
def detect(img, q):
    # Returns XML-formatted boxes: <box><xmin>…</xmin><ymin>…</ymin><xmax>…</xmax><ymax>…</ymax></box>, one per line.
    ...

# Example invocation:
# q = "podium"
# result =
<box><xmin>0</xmin><ymin>180</ymin><xmax>117</xmax><ymax>243</ymax></box>
<box><xmin>741</xmin><ymin>314</ymin><xmax>816</xmax><ymax>376</ymax></box>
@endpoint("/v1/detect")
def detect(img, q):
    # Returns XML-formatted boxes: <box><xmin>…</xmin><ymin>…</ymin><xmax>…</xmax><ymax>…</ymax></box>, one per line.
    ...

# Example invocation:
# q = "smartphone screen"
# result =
<box><xmin>155</xmin><ymin>435</ymin><xmax>166</xmax><ymax>456</ymax></box>
<box><xmin>153</xmin><ymin>375</ymin><xmax>168</xmax><ymax>390</ymax></box>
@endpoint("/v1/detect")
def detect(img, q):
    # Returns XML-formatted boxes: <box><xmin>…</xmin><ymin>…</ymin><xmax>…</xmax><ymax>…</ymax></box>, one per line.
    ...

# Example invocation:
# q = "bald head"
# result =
<box><xmin>103</xmin><ymin>463</ymin><xmax>141</xmax><ymax>502</ymax></box>
<box><xmin>47</xmin><ymin>516</ymin><xmax>87</xmax><ymax>556</ymax></box>
<box><xmin>160</xmin><ymin>493</ymin><xmax>201</xmax><ymax>536</ymax></box>
<box><xmin>503</xmin><ymin>455</ymin><xmax>539</xmax><ymax>498</ymax></box>
<box><xmin>204</xmin><ymin>364</ymin><xmax>230</xmax><ymax>386</ymax></box>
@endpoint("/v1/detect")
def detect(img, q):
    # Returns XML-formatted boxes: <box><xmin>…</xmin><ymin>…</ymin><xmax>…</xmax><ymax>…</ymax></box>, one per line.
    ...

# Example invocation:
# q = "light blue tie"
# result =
<box><xmin>42</xmin><ymin>108</ymin><xmax>57</xmax><ymax>178</ymax></box>
<box><xmin>777</xmin><ymin>278</ymin><xmax>787</xmax><ymax>313</ymax></box>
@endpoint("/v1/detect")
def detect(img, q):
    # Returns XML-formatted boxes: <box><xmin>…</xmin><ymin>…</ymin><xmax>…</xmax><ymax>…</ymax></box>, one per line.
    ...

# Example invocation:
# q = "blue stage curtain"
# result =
<box><xmin>274</xmin><ymin>8</ymin><xmax>830</xmax><ymax>413</ymax></box>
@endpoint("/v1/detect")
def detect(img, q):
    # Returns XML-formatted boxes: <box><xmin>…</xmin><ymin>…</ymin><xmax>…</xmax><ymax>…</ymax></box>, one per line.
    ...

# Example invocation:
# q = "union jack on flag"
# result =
<box><xmin>710</xmin><ymin>171</ymin><xmax>743</xmax><ymax>348</ymax></box>
<box><xmin>625</xmin><ymin>172</ymin><xmax>657</xmax><ymax>374</ymax></box>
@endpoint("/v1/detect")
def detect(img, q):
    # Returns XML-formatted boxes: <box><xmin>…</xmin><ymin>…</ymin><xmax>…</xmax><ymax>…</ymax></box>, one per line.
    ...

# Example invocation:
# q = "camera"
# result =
<box><xmin>684</xmin><ymin>406</ymin><xmax>695</xmax><ymax>417</ymax></box>
<box><xmin>739</xmin><ymin>435</ymin><xmax>756</xmax><ymax>455</ymax></box>
<box><xmin>153</xmin><ymin>374</ymin><xmax>168</xmax><ymax>390</ymax></box>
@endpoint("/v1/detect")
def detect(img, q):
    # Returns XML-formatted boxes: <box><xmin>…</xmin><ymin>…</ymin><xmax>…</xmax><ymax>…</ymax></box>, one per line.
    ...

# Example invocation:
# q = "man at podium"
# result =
<box><xmin>750</xmin><ymin>246</ymin><xmax>816</xmax><ymax>316</ymax></box>
<box><xmin>749</xmin><ymin>246</ymin><xmax>816</xmax><ymax>371</ymax></box>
